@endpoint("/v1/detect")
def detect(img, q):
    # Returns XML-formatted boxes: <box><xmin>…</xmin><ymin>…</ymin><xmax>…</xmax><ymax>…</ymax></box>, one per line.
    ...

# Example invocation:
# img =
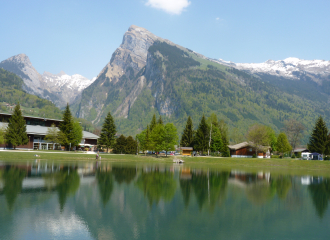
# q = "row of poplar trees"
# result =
<box><xmin>180</xmin><ymin>113</ymin><xmax>230</xmax><ymax>156</ymax></box>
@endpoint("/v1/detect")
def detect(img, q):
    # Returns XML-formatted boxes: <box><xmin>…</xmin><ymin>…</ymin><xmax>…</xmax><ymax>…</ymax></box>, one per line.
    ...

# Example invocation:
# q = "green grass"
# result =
<box><xmin>1</xmin><ymin>151</ymin><xmax>330</xmax><ymax>177</ymax></box>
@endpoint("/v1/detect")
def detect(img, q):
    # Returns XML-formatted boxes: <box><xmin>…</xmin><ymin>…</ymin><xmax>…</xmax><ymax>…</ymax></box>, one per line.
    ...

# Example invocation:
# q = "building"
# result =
<box><xmin>0</xmin><ymin>113</ymin><xmax>99</xmax><ymax>150</ymax></box>
<box><xmin>228</xmin><ymin>142</ymin><xmax>271</xmax><ymax>158</ymax></box>
<box><xmin>179</xmin><ymin>147</ymin><xmax>193</xmax><ymax>156</ymax></box>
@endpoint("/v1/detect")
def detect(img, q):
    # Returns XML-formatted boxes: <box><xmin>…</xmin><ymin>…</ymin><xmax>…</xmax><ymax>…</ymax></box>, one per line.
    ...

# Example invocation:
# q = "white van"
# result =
<box><xmin>301</xmin><ymin>152</ymin><xmax>311</xmax><ymax>160</ymax></box>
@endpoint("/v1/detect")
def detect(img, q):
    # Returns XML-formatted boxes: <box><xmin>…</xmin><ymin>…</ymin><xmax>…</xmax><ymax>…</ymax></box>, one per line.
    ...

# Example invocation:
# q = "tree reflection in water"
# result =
<box><xmin>112</xmin><ymin>166</ymin><xmax>136</xmax><ymax>185</ymax></box>
<box><xmin>43</xmin><ymin>167</ymin><xmax>80</xmax><ymax>211</ymax></box>
<box><xmin>136</xmin><ymin>170</ymin><xmax>176</xmax><ymax>206</ymax></box>
<box><xmin>1</xmin><ymin>166</ymin><xmax>26</xmax><ymax>210</ymax></box>
<box><xmin>96</xmin><ymin>169</ymin><xmax>114</xmax><ymax>207</ymax></box>
<box><xmin>308</xmin><ymin>178</ymin><xmax>330</xmax><ymax>218</ymax></box>
<box><xmin>180</xmin><ymin>170</ymin><xmax>230</xmax><ymax>210</ymax></box>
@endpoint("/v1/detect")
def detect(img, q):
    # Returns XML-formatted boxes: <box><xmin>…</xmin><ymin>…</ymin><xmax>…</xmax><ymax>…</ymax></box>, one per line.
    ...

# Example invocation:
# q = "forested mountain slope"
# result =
<box><xmin>0</xmin><ymin>68</ymin><xmax>62</xmax><ymax>119</ymax></box>
<box><xmin>73</xmin><ymin>25</ymin><xmax>330</xmax><ymax>141</ymax></box>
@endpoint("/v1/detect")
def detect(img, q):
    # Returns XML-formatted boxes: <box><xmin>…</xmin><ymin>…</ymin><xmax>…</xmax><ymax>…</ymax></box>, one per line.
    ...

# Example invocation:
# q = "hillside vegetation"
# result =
<box><xmin>0</xmin><ymin>68</ymin><xmax>62</xmax><ymax>119</ymax></box>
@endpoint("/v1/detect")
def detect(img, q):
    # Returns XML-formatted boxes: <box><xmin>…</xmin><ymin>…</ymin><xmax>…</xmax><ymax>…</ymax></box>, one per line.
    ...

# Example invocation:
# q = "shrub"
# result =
<box><xmin>324</xmin><ymin>156</ymin><xmax>330</xmax><ymax>160</ymax></box>
<box><xmin>271</xmin><ymin>155</ymin><xmax>280</xmax><ymax>159</ymax></box>
<box><xmin>252</xmin><ymin>154</ymin><xmax>256</xmax><ymax>158</ymax></box>
<box><xmin>291</xmin><ymin>154</ymin><xmax>296</xmax><ymax>159</ymax></box>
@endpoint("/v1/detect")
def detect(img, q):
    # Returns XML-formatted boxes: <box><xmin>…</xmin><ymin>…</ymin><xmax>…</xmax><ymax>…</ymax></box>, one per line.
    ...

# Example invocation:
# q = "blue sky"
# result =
<box><xmin>1</xmin><ymin>0</ymin><xmax>329</xmax><ymax>79</ymax></box>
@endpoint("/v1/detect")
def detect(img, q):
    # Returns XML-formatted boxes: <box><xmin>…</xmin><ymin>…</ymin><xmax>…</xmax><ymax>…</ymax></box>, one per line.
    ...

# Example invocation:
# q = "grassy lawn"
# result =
<box><xmin>1</xmin><ymin>151</ymin><xmax>330</xmax><ymax>176</ymax></box>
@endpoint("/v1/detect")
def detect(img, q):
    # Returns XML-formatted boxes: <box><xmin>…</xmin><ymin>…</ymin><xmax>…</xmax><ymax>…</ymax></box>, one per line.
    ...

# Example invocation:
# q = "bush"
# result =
<box><xmin>291</xmin><ymin>154</ymin><xmax>296</xmax><ymax>159</ymax></box>
<box><xmin>324</xmin><ymin>156</ymin><xmax>330</xmax><ymax>160</ymax></box>
<box><xmin>271</xmin><ymin>155</ymin><xmax>280</xmax><ymax>159</ymax></box>
<box><xmin>252</xmin><ymin>154</ymin><xmax>256</xmax><ymax>158</ymax></box>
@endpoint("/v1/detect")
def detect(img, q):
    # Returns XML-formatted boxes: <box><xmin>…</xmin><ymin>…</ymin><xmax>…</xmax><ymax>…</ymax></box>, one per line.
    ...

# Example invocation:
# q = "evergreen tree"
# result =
<box><xmin>113</xmin><ymin>135</ymin><xmax>126</xmax><ymax>154</ymax></box>
<box><xmin>5</xmin><ymin>103</ymin><xmax>28</xmax><ymax>149</ymax></box>
<box><xmin>150</xmin><ymin>114</ymin><xmax>157</xmax><ymax>132</ymax></box>
<box><xmin>194</xmin><ymin>115</ymin><xmax>209</xmax><ymax>154</ymax></box>
<box><xmin>59</xmin><ymin>103</ymin><xmax>74</xmax><ymax>150</ymax></box>
<box><xmin>219</xmin><ymin>120</ymin><xmax>230</xmax><ymax>157</ymax></box>
<box><xmin>276</xmin><ymin>132</ymin><xmax>292</xmax><ymax>156</ymax></box>
<box><xmin>180</xmin><ymin>116</ymin><xmax>194</xmax><ymax>147</ymax></box>
<box><xmin>157</xmin><ymin>115</ymin><xmax>164</xmax><ymax>125</ymax></box>
<box><xmin>99</xmin><ymin>112</ymin><xmax>117</xmax><ymax>153</ymax></box>
<box><xmin>308</xmin><ymin>116</ymin><xmax>329</xmax><ymax>154</ymax></box>
<box><xmin>210</xmin><ymin>126</ymin><xmax>223</xmax><ymax>153</ymax></box>
<box><xmin>125</xmin><ymin>136</ymin><xmax>137</xmax><ymax>154</ymax></box>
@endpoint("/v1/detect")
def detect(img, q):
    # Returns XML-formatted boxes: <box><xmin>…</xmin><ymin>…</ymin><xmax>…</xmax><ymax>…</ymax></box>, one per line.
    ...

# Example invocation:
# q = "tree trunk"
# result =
<box><xmin>166</xmin><ymin>151</ymin><xmax>168</xmax><ymax>157</ymax></box>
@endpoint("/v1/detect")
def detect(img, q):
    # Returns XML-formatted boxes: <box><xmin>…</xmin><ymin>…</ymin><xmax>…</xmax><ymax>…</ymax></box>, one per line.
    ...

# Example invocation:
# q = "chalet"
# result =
<box><xmin>228</xmin><ymin>142</ymin><xmax>271</xmax><ymax>158</ymax></box>
<box><xmin>0</xmin><ymin>112</ymin><xmax>99</xmax><ymax>150</ymax></box>
<box><xmin>179</xmin><ymin>147</ymin><xmax>193</xmax><ymax>156</ymax></box>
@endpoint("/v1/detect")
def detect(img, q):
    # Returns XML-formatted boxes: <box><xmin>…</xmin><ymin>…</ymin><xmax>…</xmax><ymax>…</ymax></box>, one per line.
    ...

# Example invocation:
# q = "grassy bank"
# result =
<box><xmin>0</xmin><ymin>150</ymin><xmax>330</xmax><ymax>177</ymax></box>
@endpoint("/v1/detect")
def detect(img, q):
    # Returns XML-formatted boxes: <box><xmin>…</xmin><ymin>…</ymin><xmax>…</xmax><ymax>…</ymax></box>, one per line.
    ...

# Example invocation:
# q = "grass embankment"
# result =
<box><xmin>1</xmin><ymin>151</ymin><xmax>330</xmax><ymax>176</ymax></box>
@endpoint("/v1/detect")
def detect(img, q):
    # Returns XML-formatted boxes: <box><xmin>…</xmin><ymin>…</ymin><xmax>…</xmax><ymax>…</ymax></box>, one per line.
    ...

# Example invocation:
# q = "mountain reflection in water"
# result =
<box><xmin>0</xmin><ymin>162</ymin><xmax>330</xmax><ymax>239</ymax></box>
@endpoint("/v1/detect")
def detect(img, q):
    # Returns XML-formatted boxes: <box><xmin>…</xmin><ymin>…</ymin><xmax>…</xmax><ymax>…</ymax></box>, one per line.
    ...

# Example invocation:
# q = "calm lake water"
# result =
<box><xmin>0</xmin><ymin>161</ymin><xmax>329</xmax><ymax>240</ymax></box>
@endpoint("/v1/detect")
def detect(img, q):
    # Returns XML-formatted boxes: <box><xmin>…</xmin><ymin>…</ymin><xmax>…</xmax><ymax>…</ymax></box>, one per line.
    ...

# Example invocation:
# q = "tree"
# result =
<box><xmin>150</xmin><ymin>114</ymin><xmax>157</xmax><ymax>132</ymax></box>
<box><xmin>98</xmin><ymin>112</ymin><xmax>116</xmax><ymax>153</ymax></box>
<box><xmin>246</xmin><ymin>124</ymin><xmax>270</xmax><ymax>156</ymax></box>
<box><xmin>5</xmin><ymin>103</ymin><xmax>28</xmax><ymax>149</ymax></box>
<box><xmin>45</xmin><ymin>123</ymin><xmax>59</xmax><ymax>148</ymax></box>
<box><xmin>219</xmin><ymin>120</ymin><xmax>230</xmax><ymax>157</ymax></box>
<box><xmin>308</xmin><ymin>116</ymin><xmax>329</xmax><ymax>154</ymax></box>
<box><xmin>284</xmin><ymin>119</ymin><xmax>305</xmax><ymax>153</ymax></box>
<box><xmin>210</xmin><ymin>126</ymin><xmax>223</xmax><ymax>153</ymax></box>
<box><xmin>71</xmin><ymin>120</ymin><xmax>83</xmax><ymax>148</ymax></box>
<box><xmin>180</xmin><ymin>116</ymin><xmax>194</xmax><ymax>147</ymax></box>
<box><xmin>0</xmin><ymin>127</ymin><xmax>6</xmax><ymax>145</ymax></box>
<box><xmin>157</xmin><ymin>115</ymin><xmax>164</xmax><ymax>125</ymax></box>
<box><xmin>113</xmin><ymin>135</ymin><xmax>126</xmax><ymax>154</ymax></box>
<box><xmin>266</xmin><ymin>126</ymin><xmax>277</xmax><ymax>152</ymax></box>
<box><xmin>276</xmin><ymin>132</ymin><xmax>292</xmax><ymax>156</ymax></box>
<box><xmin>163</xmin><ymin>123</ymin><xmax>178</xmax><ymax>156</ymax></box>
<box><xmin>125</xmin><ymin>136</ymin><xmax>137</xmax><ymax>154</ymax></box>
<box><xmin>136</xmin><ymin>125</ymin><xmax>152</xmax><ymax>155</ymax></box>
<box><xmin>150</xmin><ymin>124</ymin><xmax>166</xmax><ymax>157</ymax></box>
<box><xmin>59</xmin><ymin>104</ymin><xmax>74</xmax><ymax>150</ymax></box>
<box><xmin>194</xmin><ymin>115</ymin><xmax>209</xmax><ymax>154</ymax></box>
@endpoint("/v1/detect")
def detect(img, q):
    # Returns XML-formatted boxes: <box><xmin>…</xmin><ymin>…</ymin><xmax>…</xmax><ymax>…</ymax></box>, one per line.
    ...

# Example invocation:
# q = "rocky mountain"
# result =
<box><xmin>0</xmin><ymin>54</ymin><xmax>95</xmax><ymax>108</ymax></box>
<box><xmin>74</xmin><ymin>25</ymin><xmax>330</xmax><ymax>140</ymax></box>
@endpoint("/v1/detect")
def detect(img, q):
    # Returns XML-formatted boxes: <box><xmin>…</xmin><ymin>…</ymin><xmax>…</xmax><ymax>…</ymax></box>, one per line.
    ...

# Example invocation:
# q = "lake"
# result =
<box><xmin>0</xmin><ymin>161</ymin><xmax>329</xmax><ymax>240</ymax></box>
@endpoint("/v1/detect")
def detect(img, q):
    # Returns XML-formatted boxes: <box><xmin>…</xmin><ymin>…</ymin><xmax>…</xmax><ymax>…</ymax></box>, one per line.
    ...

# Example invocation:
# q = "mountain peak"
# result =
<box><xmin>3</xmin><ymin>53</ymin><xmax>31</xmax><ymax>66</ymax></box>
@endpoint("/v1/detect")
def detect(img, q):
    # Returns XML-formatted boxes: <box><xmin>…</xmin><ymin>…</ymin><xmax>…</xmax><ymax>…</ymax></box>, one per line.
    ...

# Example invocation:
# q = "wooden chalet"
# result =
<box><xmin>179</xmin><ymin>147</ymin><xmax>193</xmax><ymax>156</ymax></box>
<box><xmin>228</xmin><ymin>142</ymin><xmax>271</xmax><ymax>158</ymax></box>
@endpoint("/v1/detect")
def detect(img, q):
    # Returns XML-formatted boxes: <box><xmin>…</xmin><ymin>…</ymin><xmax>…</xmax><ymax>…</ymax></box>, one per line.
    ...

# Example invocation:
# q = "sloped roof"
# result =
<box><xmin>228</xmin><ymin>141</ymin><xmax>271</xmax><ymax>150</ymax></box>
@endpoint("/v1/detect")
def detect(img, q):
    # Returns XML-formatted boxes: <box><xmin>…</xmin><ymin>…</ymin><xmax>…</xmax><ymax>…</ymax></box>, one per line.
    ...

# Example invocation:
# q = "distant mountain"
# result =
<box><xmin>0</xmin><ymin>54</ymin><xmax>95</xmax><ymax>108</ymax></box>
<box><xmin>73</xmin><ymin>25</ymin><xmax>330</xmax><ymax>141</ymax></box>
<box><xmin>0</xmin><ymin>68</ymin><xmax>62</xmax><ymax>119</ymax></box>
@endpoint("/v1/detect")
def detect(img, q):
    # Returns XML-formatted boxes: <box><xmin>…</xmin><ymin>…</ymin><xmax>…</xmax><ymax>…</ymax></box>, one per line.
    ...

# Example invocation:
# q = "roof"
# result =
<box><xmin>180</xmin><ymin>147</ymin><xmax>193</xmax><ymax>150</ymax></box>
<box><xmin>0</xmin><ymin>122</ymin><xmax>99</xmax><ymax>139</ymax></box>
<box><xmin>228</xmin><ymin>141</ymin><xmax>271</xmax><ymax>150</ymax></box>
<box><xmin>0</xmin><ymin>112</ymin><xmax>63</xmax><ymax>122</ymax></box>
<box><xmin>293</xmin><ymin>148</ymin><xmax>309</xmax><ymax>153</ymax></box>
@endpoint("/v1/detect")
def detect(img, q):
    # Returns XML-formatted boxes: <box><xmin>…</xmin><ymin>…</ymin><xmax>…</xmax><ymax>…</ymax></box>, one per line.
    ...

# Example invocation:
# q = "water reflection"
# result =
<box><xmin>96</xmin><ymin>169</ymin><xmax>114</xmax><ymax>206</ymax></box>
<box><xmin>307</xmin><ymin>178</ymin><xmax>330</xmax><ymax>218</ymax></box>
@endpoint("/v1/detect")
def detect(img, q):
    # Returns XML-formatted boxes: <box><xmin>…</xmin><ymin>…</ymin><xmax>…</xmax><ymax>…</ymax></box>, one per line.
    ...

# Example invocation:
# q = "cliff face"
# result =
<box><xmin>0</xmin><ymin>54</ymin><xmax>95</xmax><ymax>108</ymax></box>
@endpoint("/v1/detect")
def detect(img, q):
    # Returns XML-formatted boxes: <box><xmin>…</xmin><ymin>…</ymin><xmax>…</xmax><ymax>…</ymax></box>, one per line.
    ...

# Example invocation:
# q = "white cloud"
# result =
<box><xmin>145</xmin><ymin>0</ymin><xmax>191</xmax><ymax>15</ymax></box>
<box><xmin>216</xmin><ymin>17</ymin><xmax>220</xmax><ymax>20</ymax></box>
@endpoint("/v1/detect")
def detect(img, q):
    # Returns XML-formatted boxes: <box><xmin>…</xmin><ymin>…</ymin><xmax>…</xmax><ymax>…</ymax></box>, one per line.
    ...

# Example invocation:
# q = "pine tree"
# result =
<box><xmin>59</xmin><ymin>103</ymin><xmax>74</xmax><ymax>150</ymax></box>
<box><xmin>210</xmin><ymin>126</ymin><xmax>223</xmax><ymax>153</ymax></box>
<box><xmin>5</xmin><ymin>103</ymin><xmax>28</xmax><ymax>149</ymax></box>
<box><xmin>99</xmin><ymin>112</ymin><xmax>117</xmax><ymax>153</ymax></box>
<box><xmin>180</xmin><ymin>116</ymin><xmax>194</xmax><ymax>147</ymax></box>
<box><xmin>308</xmin><ymin>116</ymin><xmax>329</xmax><ymax>154</ymax></box>
<box><xmin>125</xmin><ymin>136</ymin><xmax>137</xmax><ymax>154</ymax></box>
<box><xmin>194</xmin><ymin>115</ymin><xmax>209</xmax><ymax>154</ymax></box>
<box><xmin>113</xmin><ymin>135</ymin><xmax>126</xmax><ymax>154</ymax></box>
<box><xmin>157</xmin><ymin>115</ymin><xmax>164</xmax><ymax>125</ymax></box>
<box><xmin>150</xmin><ymin>114</ymin><xmax>157</xmax><ymax>132</ymax></box>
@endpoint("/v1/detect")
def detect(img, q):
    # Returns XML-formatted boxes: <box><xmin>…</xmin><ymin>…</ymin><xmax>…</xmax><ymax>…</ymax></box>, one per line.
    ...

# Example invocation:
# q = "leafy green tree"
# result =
<box><xmin>136</xmin><ymin>125</ymin><xmax>151</xmax><ymax>155</ymax></box>
<box><xmin>210</xmin><ymin>126</ymin><xmax>223</xmax><ymax>152</ymax></box>
<box><xmin>113</xmin><ymin>135</ymin><xmax>126</xmax><ymax>154</ymax></box>
<box><xmin>149</xmin><ymin>113</ymin><xmax>157</xmax><ymax>132</ymax></box>
<box><xmin>5</xmin><ymin>103</ymin><xmax>28</xmax><ymax>149</ymax></box>
<box><xmin>59</xmin><ymin>104</ymin><xmax>74</xmax><ymax>150</ymax></box>
<box><xmin>276</xmin><ymin>132</ymin><xmax>292</xmax><ymax>156</ymax></box>
<box><xmin>308</xmin><ymin>116</ymin><xmax>329</xmax><ymax>154</ymax></box>
<box><xmin>219</xmin><ymin>120</ymin><xmax>230</xmax><ymax>157</ymax></box>
<box><xmin>194</xmin><ymin>115</ymin><xmax>209</xmax><ymax>154</ymax></box>
<box><xmin>125</xmin><ymin>136</ymin><xmax>137</xmax><ymax>154</ymax></box>
<box><xmin>44</xmin><ymin>123</ymin><xmax>59</xmax><ymax>144</ymax></box>
<box><xmin>246</xmin><ymin>124</ymin><xmax>270</xmax><ymax>156</ymax></box>
<box><xmin>180</xmin><ymin>116</ymin><xmax>194</xmax><ymax>147</ymax></box>
<box><xmin>0</xmin><ymin>127</ymin><xmax>6</xmax><ymax>144</ymax></box>
<box><xmin>163</xmin><ymin>123</ymin><xmax>178</xmax><ymax>156</ymax></box>
<box><xmin>266</xmin><ymin>126</ymin><xmax>277</xmax><ymax>152</ymax></box>
<box><xmin>150</xmin><ymin>124</ymin><xmax>166</xmax><ymax>156</ymax></box>
<box><xmin>98</xmin><ymin>112</ymin><xmax>116</xmax><ymax>153</ymax></box>
<box><xmin>71</xmin><ymin>120</ymin><xmax>83</xmax><ymax>148</ymax></box>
